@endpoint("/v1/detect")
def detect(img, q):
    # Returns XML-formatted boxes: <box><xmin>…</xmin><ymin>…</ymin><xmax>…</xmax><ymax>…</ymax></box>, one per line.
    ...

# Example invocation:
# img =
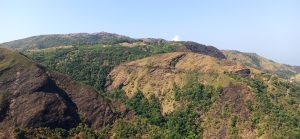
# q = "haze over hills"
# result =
<box><xmin>0</xmin><ymin>32</ymin><xmax>300</xmax><ymax>138</ymax></box>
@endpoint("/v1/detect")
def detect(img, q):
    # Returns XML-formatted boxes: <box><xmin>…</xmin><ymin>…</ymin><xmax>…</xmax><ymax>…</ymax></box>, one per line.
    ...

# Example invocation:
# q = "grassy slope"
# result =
<box><xmin>222</xmin><ymin>50</ymin><xmax>298</xmax><ymax>78</ymax></box>
<box><xmin>0</xmin><ymin>48</ymin><xmax>36</xmax><ymax>71</ymax></box>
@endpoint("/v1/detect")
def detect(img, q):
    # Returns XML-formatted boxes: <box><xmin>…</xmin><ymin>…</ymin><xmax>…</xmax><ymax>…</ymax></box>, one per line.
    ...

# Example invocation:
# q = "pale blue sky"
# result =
<box><xmin>0</xmin><ymin>0</ymin><xmax>299</xmax><ymax>65</ymax></box>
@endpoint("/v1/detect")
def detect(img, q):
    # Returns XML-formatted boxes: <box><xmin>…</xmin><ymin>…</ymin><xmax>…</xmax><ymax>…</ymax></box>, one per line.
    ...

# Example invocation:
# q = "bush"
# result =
<box><xmin>126</xmin><ymin>90</ymin><xmax>163</xmax><ymax>125</ymax></box>
<box><xmin>13</xmin><ymin>128</ymin><xmax>25</xmax><ymax>139</ymax></box>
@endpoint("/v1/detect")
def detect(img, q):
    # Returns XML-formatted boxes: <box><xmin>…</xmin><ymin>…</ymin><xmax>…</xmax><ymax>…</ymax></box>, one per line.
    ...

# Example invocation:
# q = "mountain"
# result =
<box><xmin>222</xmin><ymin>50</ymin><xmax>299</xmax><ymax>78</ymax></box>
<box><xmin>1</xmin><ymin>33</ymin><xmax>300</xmax><ymax>138</ymax></box>
<box><xmin>0</xmin><ymin>48</ymin><xmax>131</xmax><ymax>138</ymax></box>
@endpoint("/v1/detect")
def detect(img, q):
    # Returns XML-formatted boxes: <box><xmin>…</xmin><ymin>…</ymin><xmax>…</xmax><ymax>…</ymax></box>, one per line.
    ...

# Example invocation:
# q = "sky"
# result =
<box><xmin>0</xmin><ymin>0</ymin><xmax>299</xmax><ymax>65</ymax></box>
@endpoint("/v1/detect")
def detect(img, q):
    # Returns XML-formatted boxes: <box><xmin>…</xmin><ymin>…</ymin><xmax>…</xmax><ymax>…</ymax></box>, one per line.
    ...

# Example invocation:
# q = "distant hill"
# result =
<box><xmin>0</xmin><ymin>32</ymin><xmax>134</xmax><ymax>49</ymax></box>
<box><xmin>0</xmin><ymin>32</ymin><xmax>225</xmax><ymax>59</ymax></box>
<box><xmin>222</xmin><ymin>50</ymin><xmax>299</xmax><ymax>78</ymax></box>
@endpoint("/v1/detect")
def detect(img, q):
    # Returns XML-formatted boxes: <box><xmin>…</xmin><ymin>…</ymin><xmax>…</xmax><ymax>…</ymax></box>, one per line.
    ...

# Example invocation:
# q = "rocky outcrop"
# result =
<box><xmin>0</xmin><ymin>48</ymin><xmax>130</xmax><ymax>137</ymax></box>
<box><xmin>235</xmin><ymin>69</ymin><xmax>251</xmax><ymax>77</ymax></box>
<box><xmin>224</xmin><ymin>68</ymin><xmax>251</xmax><ymax>77</ymax></box>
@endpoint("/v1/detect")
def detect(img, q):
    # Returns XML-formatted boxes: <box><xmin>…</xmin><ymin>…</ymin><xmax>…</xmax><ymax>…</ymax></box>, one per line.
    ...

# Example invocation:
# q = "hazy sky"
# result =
<box><xmin>0</xmin><ymin>0</ymin><xmax>299</xmax><ymax>65</ymax></box>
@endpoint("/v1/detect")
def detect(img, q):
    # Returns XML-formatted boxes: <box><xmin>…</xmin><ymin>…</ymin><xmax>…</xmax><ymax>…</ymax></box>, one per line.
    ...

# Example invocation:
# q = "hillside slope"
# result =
<box><xmin>106</xmin><ymin>52</ymin><xmax>300</xmax><ymax>138</ymax></box>
<box><xmin>0</xmin><ymin>48</ymin><xmax>130</xmax><ymax>138</ymax></box>
<box><xmin>106</xmin><ymin>52</ymin><xmax>249</xmax><ymax>114</ymax></box>
<box><xmin>222</xmin><ymin>50</ymin><xmax>298</xmax><ymax>78</ymax></box>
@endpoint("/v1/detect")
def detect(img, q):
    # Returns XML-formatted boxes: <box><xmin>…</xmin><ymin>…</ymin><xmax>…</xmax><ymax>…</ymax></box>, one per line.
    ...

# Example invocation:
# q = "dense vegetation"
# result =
<box><xmin>102</xmin><ymin>82</ymin><xmax>219</xmax><ymax>139</ymax></box>
<box><xmin>229</xmin><ymin>74</ymin><xmax>300</xmax><ymax>138</ymax></box>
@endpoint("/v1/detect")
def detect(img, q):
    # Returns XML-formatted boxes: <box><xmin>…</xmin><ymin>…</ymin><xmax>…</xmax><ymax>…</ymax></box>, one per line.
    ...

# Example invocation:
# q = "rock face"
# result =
<box><xmin>224</xmin><ymin>68</ymin><xmax>251</xmax><ymax>77</ymax></box>
<box><xmin>0</xmin><ymin>48</ymin><xmax>129</xmax><ymax>136</ymax></box>
<box><xmin>235</xmin><ymin>69</ymin><xmax>251</xmax><ymax>77</ymax></box>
